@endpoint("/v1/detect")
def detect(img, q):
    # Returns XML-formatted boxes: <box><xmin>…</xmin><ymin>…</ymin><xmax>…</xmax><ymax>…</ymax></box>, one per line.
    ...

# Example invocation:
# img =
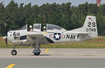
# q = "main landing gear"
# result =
<box><xmin>11</xmin><ymin>42</ymin><xmax>41</xmax><ymax>56</ymax></box>
<box><xmin>32</xmin><ymin>42</ymin><xmax>41</xmax><ymax>55</ymax></box>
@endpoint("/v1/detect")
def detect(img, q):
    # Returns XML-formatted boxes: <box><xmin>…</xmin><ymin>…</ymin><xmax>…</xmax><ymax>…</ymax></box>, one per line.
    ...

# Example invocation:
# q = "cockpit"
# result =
<box><xmin>20</xmin><ymin>23</ymin><xmax>66</xmax><ymax>33</ymax></box>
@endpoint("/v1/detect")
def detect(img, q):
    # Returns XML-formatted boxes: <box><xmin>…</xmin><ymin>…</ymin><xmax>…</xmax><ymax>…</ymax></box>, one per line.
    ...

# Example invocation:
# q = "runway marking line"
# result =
<box><xmin>44</xmin><ymin>48</ymin><xmax>105</xmax><ymax>56</ymax></box>
<box><xmin>46</xmin><ymin>51</ymin><xmax>105</xmax><ymax>56</ymax></box>
<box><xmin>45</xmin><ymin>48</ymin><xmax>49</xmax><ymax>52</ymax></box>
<box><xmin>6</xmin><ymin>64</ymin><xmax>15</xmax><ymax>68</ymax></box>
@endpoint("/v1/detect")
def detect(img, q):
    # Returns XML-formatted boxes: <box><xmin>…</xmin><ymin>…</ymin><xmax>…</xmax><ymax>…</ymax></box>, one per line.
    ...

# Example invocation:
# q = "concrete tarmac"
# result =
<box><xmin>0</xmin><ymin>48</ymin><xmax>105</xmax><ymax>68</ymax></box>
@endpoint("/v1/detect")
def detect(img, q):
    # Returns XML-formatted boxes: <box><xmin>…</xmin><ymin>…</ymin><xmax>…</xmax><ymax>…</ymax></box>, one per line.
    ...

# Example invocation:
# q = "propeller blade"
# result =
<box><xmin>4</xmin><ymin>23</ymin><xmax>7</xmax><ymax>48</ymax></box>
<box><xmin>5</xmin><ymin>38</ymin><xmax>8</xmax><ymax>47</ymax></box>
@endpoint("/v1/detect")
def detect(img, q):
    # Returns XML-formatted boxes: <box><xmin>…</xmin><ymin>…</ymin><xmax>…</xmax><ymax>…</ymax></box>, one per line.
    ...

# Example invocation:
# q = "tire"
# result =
<box><xmin>34</xmin><ymin>52</ymin><xmax>40</xmax><ymax>55</ymax></box>
<box><xmin>11</xmin><ymin>50</ymin><xmax>17</xmax><ymax>55</ymax></box>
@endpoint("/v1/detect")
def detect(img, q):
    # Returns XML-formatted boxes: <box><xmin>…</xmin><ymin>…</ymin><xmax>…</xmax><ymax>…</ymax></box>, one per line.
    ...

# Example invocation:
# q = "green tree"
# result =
<box><xmin>78</xmin><ymin>2</ymin><xmax>88</xmax><ymax>16</ymax></box>
<box><xmin>5</xmin><ymin>0</ymin><xmax>19</xmax><ymax>30</ymax></box>
<box><xmin>18</xmin><ymin>3</ymin><xmax>25</xmax><ymax>28</ymax></box>
<box><xmin>32</xmin><ymin>5</ymin><xmax>38</xmax><ymax>21</ymax></box>
<box><xmin>26</xmin><ymin>18</ymin><xmax>34</xmax><ymax>25</ymax></box>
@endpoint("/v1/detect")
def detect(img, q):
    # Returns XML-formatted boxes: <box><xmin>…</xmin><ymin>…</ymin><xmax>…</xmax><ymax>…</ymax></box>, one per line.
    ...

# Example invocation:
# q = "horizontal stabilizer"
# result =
<box><xmin>77</xmin><ymin>32</ymin><xmax>90</xmax><ymax>35</ymax></box>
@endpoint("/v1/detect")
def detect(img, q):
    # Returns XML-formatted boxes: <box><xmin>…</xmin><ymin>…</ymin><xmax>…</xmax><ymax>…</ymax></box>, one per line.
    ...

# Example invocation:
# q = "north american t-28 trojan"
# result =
<box><xmin>4</xmin><ymin>16</ymin><xmax>98</xmax><ymax>56</ymax></box>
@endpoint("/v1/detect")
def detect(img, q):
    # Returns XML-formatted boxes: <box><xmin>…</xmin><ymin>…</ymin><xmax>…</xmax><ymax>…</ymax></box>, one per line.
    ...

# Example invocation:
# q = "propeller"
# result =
<box><xmin>5</xmin><ymin>37</ymin><xmax>7</xmax><ymax>47</ymax></box>
<box><xmin>2</xmin><ymin>23</ymin><xmax>8</xmax><ymax>47</ymax></box>
<box><xmin>4</xmin><ymin>23</ymin><xmax>8</xmax><ymax>47</ymax></box>
<box><xmin>2</xmin><ymin>36</ymin><xmax>8</xmax><ymax>47</ymax></box>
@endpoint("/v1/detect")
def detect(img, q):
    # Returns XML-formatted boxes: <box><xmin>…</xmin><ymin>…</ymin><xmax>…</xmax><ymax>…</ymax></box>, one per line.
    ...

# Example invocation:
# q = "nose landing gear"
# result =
<box><xmin>11</xmin><ymin>45</ymin><xmax>17</xmax><ymax>56</ymax></box>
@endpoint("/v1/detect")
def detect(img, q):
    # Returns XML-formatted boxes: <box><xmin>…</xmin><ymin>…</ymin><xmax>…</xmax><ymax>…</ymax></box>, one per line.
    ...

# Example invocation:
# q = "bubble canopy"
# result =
<box><xmin>47</xmin><ymin>24</ymin><xmax>66</xmax><ymax>32</ymax></box>
<box><xmin>20</xmin><ymin>24</ymin><xmax>66</xmax><ymax>32</ymax></box>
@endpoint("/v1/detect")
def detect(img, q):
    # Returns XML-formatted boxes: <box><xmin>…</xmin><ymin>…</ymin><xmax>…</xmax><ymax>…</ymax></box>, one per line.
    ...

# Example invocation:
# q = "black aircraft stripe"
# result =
<box><xmin>45</xmin><ymin>37</ymin><xmax>54</xmax><ymax>43</ymax></box>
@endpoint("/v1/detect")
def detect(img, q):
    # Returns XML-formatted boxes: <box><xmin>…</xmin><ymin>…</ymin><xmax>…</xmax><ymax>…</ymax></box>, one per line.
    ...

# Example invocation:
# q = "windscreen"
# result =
<box><xmin>20</xmin><ymin>25</ymin><xmax>27</xmax><ymax>30</ymax></box>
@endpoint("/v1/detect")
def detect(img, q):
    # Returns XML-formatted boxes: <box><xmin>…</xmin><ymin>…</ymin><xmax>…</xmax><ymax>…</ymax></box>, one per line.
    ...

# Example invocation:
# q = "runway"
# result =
<box><xmin>0</xmin><ymin>48</ymin><xmax>105</xmax><ymax>68</ymax></box>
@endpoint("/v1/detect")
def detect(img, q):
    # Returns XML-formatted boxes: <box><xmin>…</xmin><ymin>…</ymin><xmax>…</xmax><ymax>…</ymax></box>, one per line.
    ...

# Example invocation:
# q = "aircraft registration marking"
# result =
<box><xmin>86</xmin><ymin>22</ymin><xmax>96</xmax><ymax>32</ymax></box>
<box><xmin>6</xmin><ymin>64</ymin><xmax>15</xmax><ymax>68</ymax></box>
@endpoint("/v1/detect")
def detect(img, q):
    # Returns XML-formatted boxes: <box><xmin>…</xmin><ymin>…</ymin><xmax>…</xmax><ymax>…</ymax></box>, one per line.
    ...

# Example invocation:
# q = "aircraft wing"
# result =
<box><xmin>11</xmin><ymin>34</ymin><xmax>52</xmax><ymax>45</ymax></box>
<box><xmin>27</xmin><ymin>34</ymin><xmax>49</xmax><ymax>44</ymax></box>
<box><xmin>12</xmin><ymin>40</ymin><xmax>27</xmax><ymax>44</ymax></box>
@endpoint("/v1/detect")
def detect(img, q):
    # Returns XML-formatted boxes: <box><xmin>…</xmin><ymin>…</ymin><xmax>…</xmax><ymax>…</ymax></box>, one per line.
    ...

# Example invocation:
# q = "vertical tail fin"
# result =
<box><xmin>83</xmin><ymin>16</ymin><xmax>98</xmax><ymax>38</ymax></box>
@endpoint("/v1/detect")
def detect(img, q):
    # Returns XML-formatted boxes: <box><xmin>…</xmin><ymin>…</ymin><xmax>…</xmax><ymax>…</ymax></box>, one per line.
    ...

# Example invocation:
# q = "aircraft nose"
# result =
<box><xmin>7</xmin><ymin>32</ymin><xmax>9</xmax><ymax>37</ymax></box>
<box><xmin>7</xmin><ymin>31</ymin><xmax>12</xmax><ymax>37</ymax></box>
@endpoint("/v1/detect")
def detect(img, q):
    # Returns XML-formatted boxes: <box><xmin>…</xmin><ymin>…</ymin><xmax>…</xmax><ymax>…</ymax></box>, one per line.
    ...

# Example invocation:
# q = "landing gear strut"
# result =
<box><xmin>32</xmin><ymin>42</ymin><xmax>41</xmax><ymax>55</ymax></box>
<box><xmin>11</xmin><ymin>45</ymin><xmax>17</xmax><ymax>56</ymax></box>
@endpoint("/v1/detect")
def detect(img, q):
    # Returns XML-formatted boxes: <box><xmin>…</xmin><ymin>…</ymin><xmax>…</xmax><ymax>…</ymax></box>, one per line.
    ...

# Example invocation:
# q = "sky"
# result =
<box><xmin>0</xmin><ymin>0</ymin><xmax>105</xmax><ymax>7</ymax></box>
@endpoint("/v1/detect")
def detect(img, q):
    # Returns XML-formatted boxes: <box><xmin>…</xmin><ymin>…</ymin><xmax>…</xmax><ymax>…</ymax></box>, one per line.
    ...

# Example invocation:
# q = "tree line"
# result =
<box><xmin>0</xmin><ymin>0</ymin><xmax>105</xmax><ymax>36</ymax></box>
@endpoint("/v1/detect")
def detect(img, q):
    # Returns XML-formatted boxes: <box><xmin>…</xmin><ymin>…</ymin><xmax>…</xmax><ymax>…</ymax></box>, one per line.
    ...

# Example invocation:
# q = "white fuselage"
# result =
<box><xmin>7</xmin><ymin>30</ymin><xmax>91</xmax><ymax>45</ymax></box>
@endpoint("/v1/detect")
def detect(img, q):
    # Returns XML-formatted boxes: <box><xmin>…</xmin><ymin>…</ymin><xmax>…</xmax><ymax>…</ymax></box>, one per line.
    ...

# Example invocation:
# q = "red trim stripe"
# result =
<box><xmin>61</xmin><ymin>36</ymin><xmax>65</xmax><ymax>37</ymax></box>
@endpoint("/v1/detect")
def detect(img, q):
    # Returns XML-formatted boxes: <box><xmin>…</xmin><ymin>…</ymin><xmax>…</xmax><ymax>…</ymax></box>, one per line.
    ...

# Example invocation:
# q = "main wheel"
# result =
<box><xmin>11</xmin><ymin>50</ymin><xmax>17</xmax><ymax>55</ymax></box>
<box><xmin>34</xmin><ymin>52</ymin><xmax>40</xmax><ymax>55</ymax></box>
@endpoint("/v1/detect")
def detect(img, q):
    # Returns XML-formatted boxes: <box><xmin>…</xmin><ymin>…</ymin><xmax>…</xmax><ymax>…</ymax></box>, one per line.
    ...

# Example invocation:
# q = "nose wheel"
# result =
<box><xmin>11</xmin><ymin>50</ymin><xmax>17</xmax><ymax>55</ymax></box>
<box><xmin>11</xmin><ymin>45</ymin><xmax>17</xmax><ymax>56</ymax></box>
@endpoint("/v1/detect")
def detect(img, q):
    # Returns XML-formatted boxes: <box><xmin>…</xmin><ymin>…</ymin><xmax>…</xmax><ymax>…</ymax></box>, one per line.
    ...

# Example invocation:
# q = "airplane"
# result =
<box><xmin>3</xmin><ymin>16</ymin><xmax>98</xmax><ymax>56</ymax></box>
